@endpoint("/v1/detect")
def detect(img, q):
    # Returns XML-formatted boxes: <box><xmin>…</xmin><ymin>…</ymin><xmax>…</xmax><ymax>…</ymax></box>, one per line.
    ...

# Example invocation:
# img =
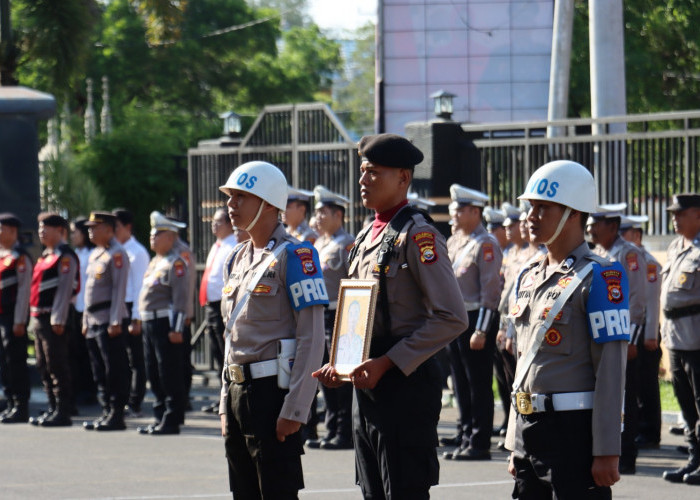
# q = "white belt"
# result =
<box><xmin>140</xmin><ymin>308</ymin><xmax>171</xmax><ymax>321</ymax></box>
<box><xmin>226</xmin><ymin>359</ymin><xmax>278</xmax><ymax>384</ymax></box>
<box><xmin>512</xmin><ymin>391</ymin><xmax>594</xmax><ymax>415</ymax></box>
<box><xmin>464</xmin><ymin>301</ymin><xmax>480</xmax><ymax>312</ymax></box>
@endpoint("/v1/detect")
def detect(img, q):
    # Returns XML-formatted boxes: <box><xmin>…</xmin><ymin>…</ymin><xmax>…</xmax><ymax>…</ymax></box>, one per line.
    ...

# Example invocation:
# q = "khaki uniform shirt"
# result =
<box><xmin>83</xmin><ymin>238</ymin><xmax>130</xmax><ymax>331</ymax></box>
<box><xmin>289</xmin><ymin>221</ymin><xmax>318</xmax><ymax>245</ymax></box>
<box><xmin>173</xmin><ymin>238</ymin><xmax>196</xmax><ymax>319</ymax></box>
<box><xmin>505</xmin><ymin>242</ymin><xmax>628</xmax><ymax>456</ymax></box>
<box><xmin>450</xmin><ymin>224</ymin><xmax>503</xmax><ymax>311</ymax></box>
<box><xmin>314</xmin><ymin>227</ymin><xmax>354</xmax><ymax>306</ymax></box>
<box><xmin>0</xmin><ymin>246</ymin><xmax>32</xmax><ymax>322</ymax></box>
<box><xmin>661</xmin><ymin>232</ymin><xmax>700</xmax><ymax>350</ymax></box>
<box><xmin>138</xmin><ymin>249</ymin><xmax>190</xmax><ymax>332</ymax></box>
<box><xmin>498</xmin><ymin>242</ymin><xmax>530</xmax><ymax>323</ymax></box>
<box><xmin>641</xmin><ymin>246</ymin><xmax>661</xmax><ymax>341</ymax></box>
<box><xmin>348</xmin><ymin>207</ymin><xmax>468</xmax><ymax>375</ymax></box>
<box><xmin>219</xmin><ymin>223</ymin><xmax>325</xmax><ymax>423</ymax></box>
<box><xmin>593</xmin><ymin>236</ymin><xmax>647</xmax><ymax>329</ymax></box>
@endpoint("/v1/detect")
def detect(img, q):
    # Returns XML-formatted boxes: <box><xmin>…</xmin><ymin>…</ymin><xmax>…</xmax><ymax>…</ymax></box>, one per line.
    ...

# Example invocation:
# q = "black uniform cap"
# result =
<box><xmin>667</xmin><ymin>193</ymin><xmax>700</xmax><ymax>212</ymax></box>
<box><xmin>0</xmin><ymin>212</ymin><xmax>22</xmax><ymax>228</ymax></box>
<box><xmin>85</xmin><ymin>211</ymin><xmax>117</xmax><ymax>228</ymax></box>
<box><xmin>38</xmin><ymin>212</ymin><xmax>68</xmax><ymax>229</ymax></box>
<box><xmin>358</xmin><ymin>133</ymin><xmax>424</xmax><ymax>169</ymax></box>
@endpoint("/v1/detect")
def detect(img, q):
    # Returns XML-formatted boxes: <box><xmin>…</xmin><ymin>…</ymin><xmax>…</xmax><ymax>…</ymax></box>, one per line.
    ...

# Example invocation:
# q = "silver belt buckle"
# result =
<box><xmin>227</xmin><ymin>364</ymin><xmax>245</xmax><ymax>384</ymax></box>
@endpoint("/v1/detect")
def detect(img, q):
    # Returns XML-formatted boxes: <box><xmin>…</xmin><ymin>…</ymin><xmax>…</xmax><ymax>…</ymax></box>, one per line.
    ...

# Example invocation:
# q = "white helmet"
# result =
<box><xmin>219</xmin><ymin>161</ymin><xmax>288</xmax><ymax>211</ymax></box>
<box><xmin>518</xmin><ymin>160</ymin><xmax>597</xmax><ymax>214</ymax></box>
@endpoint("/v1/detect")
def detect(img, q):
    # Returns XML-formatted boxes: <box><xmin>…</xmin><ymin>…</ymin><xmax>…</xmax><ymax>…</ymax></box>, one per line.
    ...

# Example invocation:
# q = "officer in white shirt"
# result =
<box><xmin>113</xmin><ymin>208</ymin><xmax>150</xmax><ymax>416</ymax></box>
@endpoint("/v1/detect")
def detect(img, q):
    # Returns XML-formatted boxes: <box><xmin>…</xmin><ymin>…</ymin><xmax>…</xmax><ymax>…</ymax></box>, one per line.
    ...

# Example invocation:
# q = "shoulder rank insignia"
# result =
<box><xmin>412</xmin><ymin>231</ymin><xmax>437</xmax><ymax>264</ymax></box>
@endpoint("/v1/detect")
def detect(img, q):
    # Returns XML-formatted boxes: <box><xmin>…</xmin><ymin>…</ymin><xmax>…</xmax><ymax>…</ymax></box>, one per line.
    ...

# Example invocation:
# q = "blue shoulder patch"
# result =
<box><xmin>586</xmin><ymin>261</ymin><xmax>631</xmax><ymax>344</ymax></box>
<box><xmin>286</xmin><ymin>242</ymin><xmax>329</xmax><ymax>311</ymax></box>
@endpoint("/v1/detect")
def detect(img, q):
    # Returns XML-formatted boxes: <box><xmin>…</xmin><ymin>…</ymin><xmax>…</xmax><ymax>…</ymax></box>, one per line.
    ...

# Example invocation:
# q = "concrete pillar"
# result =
<box><xmin>547</xmin><ymin>0</ymin><xmax>575</xmax><ymax>139</ymax></box>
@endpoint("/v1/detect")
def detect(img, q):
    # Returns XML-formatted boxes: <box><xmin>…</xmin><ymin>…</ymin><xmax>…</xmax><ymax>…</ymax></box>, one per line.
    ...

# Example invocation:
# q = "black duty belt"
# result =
<box><xmin>664</xmin><ymin>304</ymin><xmax>700</xmax><ymax>319</ymax></box>
<box><xmin>87</xmin><ymin>301</ymin><xmax>111</xmax><ymax>313</ymax></box>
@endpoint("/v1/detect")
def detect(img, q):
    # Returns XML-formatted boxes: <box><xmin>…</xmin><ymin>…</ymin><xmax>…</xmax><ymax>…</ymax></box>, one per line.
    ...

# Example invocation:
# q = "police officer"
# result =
<box><xmin>505</xmin><ymin>160</ymin><xmax>628</xmax><ymax>498</ymax></box>
<box><xmin>407</xmin><ymin>192</ymin><xmax>436</xmax><ymax>212</ymax></box>
<box><xmin>484</xmin><ymin>206</ymin><xmax>509</xmax><ymax>250</ymax></box>
<box><xmin>283</xmin><ymin>187</ymin><xmax>318</xmax><ymax>244</ymax></box>
<box><xmin>314</xmin><ymin>133</ymin><xmax>468</xmax><ymax>499</ymax></box>
<box><xmin>113</xmin><ymin>208</ymin><xmax>150</xmax><ymax>417</ymax></box>
<box><xmin>660</xmin><ymin>193</ymin><xmax>700</xmax><ymax>485</ymax></box>
<box><xmin>444</xmin><ymin>184</ymin><xmax>503</xmax><ymax>461</ymax></box>
<box><xmin>620</xmin><ymin>214</ymin><xmax>663</xmax><ymax>449</ymax></box>
<box><xmin>218</xmin><ymin>161</ymin><xmax>326</xmax><ymax>499</ymax></box>
<box><xmin>305</xmin><ymin>185</ymin><xmax>355</xmax><ymax>450</ymax></box>
<box><xmin>0</xmin><ymin>213</ymin><xmax>32</xmax><ymax>423</ymax></box>
<box><xmin>587</xmin><ymin>203</ymin><xmax>647</xmax><ymax>474</ymax></box>
<box><xmin>29</xmin><ymin>213</ymin><xmax>80</xmax><ymax>427</ymax></box>
<box><xmin>82</xmin><ymin>211</ymin><xmax>131</xmax><ymax>431</ymax></box>
<box><xmin>137</xmin><ymin>212</ymin><xmax>190</xmax><ymax>435</ymax></box>
<box><xmin>199</xmin><ymin>208</ymin><xmax>237</xmax><ymax>414</ymax></box>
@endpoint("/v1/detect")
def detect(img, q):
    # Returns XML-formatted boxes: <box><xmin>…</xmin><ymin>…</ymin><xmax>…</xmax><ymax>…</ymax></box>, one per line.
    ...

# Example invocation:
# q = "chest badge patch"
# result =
<box><xmin>679</xmin><ymin>273</ymin><xmax>688</xmax><ymax>286</ymax></box>
<box><xmin>540</xmin><ymin>307</ymin><xmax>563</xmax><ymax>321</ymax></box>
<box><xmin>294</xmin><ymin>247</ymin><xmax>317</xmax><ymax>275</ymax></box>
<box><xmin>602</xmin><ymin>269</ymin><xmax>624</xmax><ymax>303</ymax></box>
<box><xmin>510</xmin><ymin>304</ymin><xmax>521</xmax><ymax>316</ymax></box>
<box><xmin>222</xmin><ymin>284</ymin><xmax>233</xmax><ymax>295</ymax></box>
<box><xmin>412</xmin><ymin>231</ymin><xmax>438</xmax><ymax>264</ymax></box>
<box><xmin>544</xmin><ymin>328</ymin><xmax>562</xmax><ymax>346</ymax></box>
<box><xmin>253</xmin><ymin>284</ymin><xmax>272</xmax><ymax>294</ymax></box>
<box><xmin>557</xmin><ymin>276</ymin><xmax>573</xmax><ymax>288</ymax></box>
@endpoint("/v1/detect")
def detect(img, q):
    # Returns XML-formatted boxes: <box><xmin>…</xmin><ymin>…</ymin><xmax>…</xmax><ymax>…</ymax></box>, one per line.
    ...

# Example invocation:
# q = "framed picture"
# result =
<box><xmin>329</xmin><ymin>279</ymin><xmax>379</xmax><ymax>380</ymax></box>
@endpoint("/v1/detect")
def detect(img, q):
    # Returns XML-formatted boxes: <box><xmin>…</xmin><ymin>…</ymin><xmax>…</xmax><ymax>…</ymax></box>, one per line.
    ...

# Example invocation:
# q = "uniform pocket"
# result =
<box><xmin>245</xmin><ymin>280</ymin><xmax>281</xmax><ymax>321</ymax></box>
<box><xmin>675</xmin><ymin>263</ymin><xmax>697</xmax><ymax>290</ymax></box>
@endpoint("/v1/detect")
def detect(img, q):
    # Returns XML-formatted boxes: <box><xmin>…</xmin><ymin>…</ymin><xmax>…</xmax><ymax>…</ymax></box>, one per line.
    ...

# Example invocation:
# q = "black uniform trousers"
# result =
<box><xmin>182</xmin><ymin>322</ymin><xmax>193</xmax><ymax>405</ymax></box>
<box><xmin>669</xmin><ymin>348</ymin><xmax>700</xmax><ymax>459</ymax></box>
<box><xmin>493</xmin><ymin>343</ymin><xmax>516</xmax><ymax>430</ymax></box>
<box><xmin>67</xmin><ymin>306</ymin><xmax>96</xmax><ymax>405</ymax></box>
<box><xmin>224</xmin><ymin>375</ymin><xmax>304</xmax><ymax>499</ymax></box>
<box><xmin>86</xmin><ymin>324</ymin><xmax>130</xmax><ymax>415</ymax></box>
<box><xmin>446</xmin><ymin>309</ymin><xmax>498</xmax><ymax>450</ymax></box>
<box><xmin>637</xmin><ymin>340</ymin><xmax>662</xmax><ymax>444</ymax></box>
<box><xmin>320</xmin><ymin>308</ymin><xmax>353</xmax><ymax>441</ymax></box>
<box><xmin>31</xmin><ymin>314</ymin><xmax>72</xmax><ymax>413</ymax></box>
<box><xmin>620</xmin><ymin>344</ymin><xmax>640</xmax><ymax>467</ymax></box>
<box><xmin>124</xmin><ymin>303</ymin><xmax>146</xmax><ymax>411</ymax></box>
<box><xmin>511</xmin><ymin>409</ymin><xmax>611</xmax><ymax>499</ymax></box>
<box><xmin>143</xmin><ymin>317</ymin><xmax>184</xmax><ymax>428</ymax></box>
<box><xmin>353</xmin><ymin>351</ymin><xmax>442</xmax><ymax>500</ymax></box>
<box><xmin>0</xmin><ymin>312</ymin><xmax>30</xmax><ymax>404</ymax></box>
<box><xmin>204</xmin><ymin>301</ymin><xmax>226</xmax><ymax>372</ymax></box>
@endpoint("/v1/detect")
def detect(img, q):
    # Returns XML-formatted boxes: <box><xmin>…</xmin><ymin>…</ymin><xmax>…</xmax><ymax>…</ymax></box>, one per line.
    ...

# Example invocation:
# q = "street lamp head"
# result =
<box><xmin>220</xmin><ymin>111</ymin><xmax>241</xmax><ymax>137</ymax></box>
<box><xmin>429</xmin><ymin>90</ymin><xmax>456</xmax><ymax>120</ymax></box>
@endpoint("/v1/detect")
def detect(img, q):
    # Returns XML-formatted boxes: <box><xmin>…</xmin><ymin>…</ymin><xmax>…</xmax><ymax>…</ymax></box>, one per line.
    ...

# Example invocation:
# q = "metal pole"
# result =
<box><xmin>547</xmin><ymin>0</ymin><xmax>574</xmax><ymax>141</ymax></box>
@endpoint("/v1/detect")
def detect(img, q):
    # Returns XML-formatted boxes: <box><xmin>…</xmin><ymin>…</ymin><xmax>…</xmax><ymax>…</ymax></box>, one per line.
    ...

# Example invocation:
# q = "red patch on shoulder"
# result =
<box><xmin>294</xmin><ymin>247</ymin><xmax>317</xmax><ymax>275</ymax></box>
<box><xmin>180</xmin><ymin>251</ymin><xmax>192</xmax><ymax>266</ymax></box>
<box><xmin>412</xmin><ymin>231</ymin><xmax>438</xmax><ymax>264</ymax></box>
<box><xmin>482</xmin><ymin>243</ymin><xmax>494</xmax><ymax>262</ymax></box>
<box><xmin>345</xmin><ymin>243</ymin><xmax>355</xmax><ymax>252</ymax></box>
<box><xmin>60</xmin><ymin>256</ymin><xmax>71</xmax><ymax>274</ymax></box>
<box><xmin>16</xmin><ymin>255</ymin><xmax>26</xmax><ymax>273</ymax></box>
<box><xmin>174</xmin><ymin>261</ymin><xmax>185</xmax><ymax>277</ymax></box>
<box><xmin>626</xmin><ymin>252</ymin><xmax>639</xmax><ymax>271</ymax></box>
<box><xmin>114</xmin><ymin>253</ymin><xmax>123</xmax><ymax>269</ymax></box>
<box><xmin>647</xmin><ymin>263</ymin><xmax>657</xmax><ymax>283</ymax></box>
<box><xmin>602</xmin><ymin>269</ymin><xmax>623</xmax><ymax>303</ymax></box>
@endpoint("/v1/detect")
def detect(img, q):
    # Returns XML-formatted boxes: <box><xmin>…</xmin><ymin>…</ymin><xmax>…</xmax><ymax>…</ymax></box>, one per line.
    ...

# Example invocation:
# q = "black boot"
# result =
<box><xmin>664</xmin><ymin>460</ymin><xmax>700</xmax><ymax>483</ymax></box>
<box><xmin>1</xmin><ymin>401</ymin><xmax>29</xmax><ymax>424</ymax></box>
<box><xmin>95</xmin><ymin>408</ymin><xmax>126</xmax><ymax>431</ymax></box>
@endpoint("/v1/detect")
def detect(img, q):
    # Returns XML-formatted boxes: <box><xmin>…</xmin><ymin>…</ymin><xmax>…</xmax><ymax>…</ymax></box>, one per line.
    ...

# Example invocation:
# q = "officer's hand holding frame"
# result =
<box><xmin>329</xmin><ymin>280</ymin><xmax>378</xmax><ymax>381</ymax></box>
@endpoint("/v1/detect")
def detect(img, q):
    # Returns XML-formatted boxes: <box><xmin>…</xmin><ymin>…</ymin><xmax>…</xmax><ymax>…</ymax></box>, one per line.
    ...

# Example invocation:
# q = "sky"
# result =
<box><xmin>307</xmin><ymin>0</ymin><xmax>377</xmax><ymax>33</ymax></box>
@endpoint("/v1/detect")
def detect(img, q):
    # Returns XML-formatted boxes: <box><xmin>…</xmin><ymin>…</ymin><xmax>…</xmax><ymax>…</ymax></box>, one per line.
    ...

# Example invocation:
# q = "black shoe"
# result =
<box><xmin>669</xmin><ymin>424</ymin><xmax>686</xmax><ymax>436</ymax></box>
<box><xmin>1</xmin><ymin>406</ymin><xmax>29</xmax><ymax>424</ymax></box>
<box><xmin>84</xmin><ymin>412</ymin><xmax>109</xmax><ymax>430</ymax></box>
<box><xmin>29</xmin><ymin>409</ymin><xmax>54</xmax><ymax>426</ymax></box>
<box><xmin>305</xmin><ymin>438</ymin><xmax>326</xmax><ymax>449</ymax></box>
<box><xmin>492</xmin><ymin>425</ymin><xmax>507</xmax><ymax>437</ymax></box>
<box><xmin>684</xmin><ymin>467</ymin><xmax>700</xmax><ymax>485</ymax></box>
<box><xmin>124</xmin><ymin>405</ymin><xmax>143</xmax><ymax>418</ymax></box>
<box><xmin>635</xmin><ymin>436</ymin><xmax>660</xmax><ymax>449</ymax></box>
<box><xmin>439</xmin><ymin>434</ymin><xmax>462</xmax><ymax>447</ymax></box>
<box><xmin>677</xmin><ymin>445</ymin><xmax>690</xmax><ymax>455</ymax></box>
<box><xmin>320</xmin><ymin>436</ymin><xmax>353</xmax><ymax>450</ymax></box>
<box><xmin>442</xmin><ymin>446</ymin><xmax>464</xmax><ymax>460</ymax></box>
<box><xmin>39</xmin><ymin>412</ymin><xmax>72</xmax><ymax>427</ymax></box>
<box><xmin>453</xmin><ymin>447</ymin><xmax>492</xmax><ymax>461</ymax></box>
<box><xmin>200</xmin><ymin>402</ymin><xmax>218</xmax><ymax>414</ymax></box>
<box><xmin>96</xmin><ymin>419</ymin><xmax>127</xmax><ymax>431</ymax></box>
<box><xmin>496</xmin><ymin>440</ymin><xmax>507</xmax><ymax>451</ymax></box>
<box><xmin>137</xmin><ymin>424</ymin><xmax>156</xmax><ymax>434</ymax></box>
<box><xmin>664</xmin><ymin>461</ymin><xmax>700</xmax><ymax>483</ymax></box>
<box><xmin>619</xmin><ymin>462</ymin><xmax>636</xmax><ymax>475</ymax></box>
<box><xmin>149</xmin><ymin>424</ymin><xmax>180</xmax><ymax>435</ymax></box>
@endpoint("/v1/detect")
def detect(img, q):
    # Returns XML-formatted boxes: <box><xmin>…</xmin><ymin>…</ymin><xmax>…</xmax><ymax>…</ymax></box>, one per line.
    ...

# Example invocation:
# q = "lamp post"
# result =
<box><xmin>430</xmin><ymin>90</ymin><xmax>456</xmax><ymax>121</ymax></box>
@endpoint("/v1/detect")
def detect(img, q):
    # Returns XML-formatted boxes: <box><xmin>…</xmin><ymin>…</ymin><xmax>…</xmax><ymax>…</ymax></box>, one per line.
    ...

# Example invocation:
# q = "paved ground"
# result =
<box><xmin>1</xmin><ymin>380</ymin><xmax>698</xmax><ymax>499</ymax></box>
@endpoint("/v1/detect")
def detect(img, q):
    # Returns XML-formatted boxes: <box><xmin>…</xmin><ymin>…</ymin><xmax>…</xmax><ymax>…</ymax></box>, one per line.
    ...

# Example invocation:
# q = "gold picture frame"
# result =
<box><xmin>329</xmin><ymin>279</ymin><xmax>379</xmax><ymax>381</ymax></box>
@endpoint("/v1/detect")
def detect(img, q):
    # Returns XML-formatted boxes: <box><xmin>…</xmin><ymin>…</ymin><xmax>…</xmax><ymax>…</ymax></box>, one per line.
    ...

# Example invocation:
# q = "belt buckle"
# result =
<box><xmin>515</xmin><ymin>392</ymin><xmax>533</xmax><ymax>415</ymax></box>
<box><xmin>227</xmin><ymin>364</ymin><xmax>245</xmax><ymax>384</ymax></box>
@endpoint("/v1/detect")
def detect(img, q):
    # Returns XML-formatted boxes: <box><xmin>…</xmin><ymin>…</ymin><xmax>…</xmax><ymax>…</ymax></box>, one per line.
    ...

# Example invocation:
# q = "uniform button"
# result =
<box><xmin>294</xmin><ymin>411</ymin><xmax>300</xmax><ymax>417</ymax></box>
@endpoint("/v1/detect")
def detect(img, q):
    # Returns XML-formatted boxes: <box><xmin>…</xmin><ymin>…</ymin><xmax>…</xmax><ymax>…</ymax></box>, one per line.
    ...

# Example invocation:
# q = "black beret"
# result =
<box><xmin>358</xmin><ymin>133</ymin><xmax>424</xmax><ymax>169</ymax></box>
<box><xmin>38</xmin><ymin>212</ymin><xmax>68</xmax><ymax>228</ymax></box>
<box><xmin>85</xmin><ymin>211</ymin><xmax>117</xmax><ymax>228</ymax></box>
<box><xmin>667</xmin><ymin>193</ymin><xmax>700</xmax><ymax>212</ymax></box>
<box><xmin>0</xmin><ymin>212</ymin><xmax>22</xmax><ymax>227</ymax></box>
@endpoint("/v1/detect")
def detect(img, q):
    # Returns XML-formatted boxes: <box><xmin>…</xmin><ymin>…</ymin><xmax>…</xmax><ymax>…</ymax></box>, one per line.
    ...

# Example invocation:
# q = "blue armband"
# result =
<box><xmin>286</xmin><ymin>242</ymin><xmax>329</xmax><ymax>311</ymax></box>
<box><xmin>586</xmin><ymin>261</ymin><xmax>631</xmax><ymax>344</ymax></box>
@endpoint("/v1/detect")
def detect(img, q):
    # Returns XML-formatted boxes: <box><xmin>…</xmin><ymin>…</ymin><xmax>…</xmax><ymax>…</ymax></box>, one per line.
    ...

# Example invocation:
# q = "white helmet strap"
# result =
<box><xmin>245</xmin><ymin>200</ymin><xmax>267</xmax><ymax>232</ymax></box>
<box><xmin>544</xmin><ymin>207</ymin><xmax>572</xmax><ymax>246</ymax></box>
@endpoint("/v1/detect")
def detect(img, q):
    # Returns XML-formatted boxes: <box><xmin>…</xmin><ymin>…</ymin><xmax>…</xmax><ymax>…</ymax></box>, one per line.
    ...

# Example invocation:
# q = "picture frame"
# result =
<box><xmin>329</xmin><ymin>279</ymin><xmax>379</xmax><ymax>380</ymax></box>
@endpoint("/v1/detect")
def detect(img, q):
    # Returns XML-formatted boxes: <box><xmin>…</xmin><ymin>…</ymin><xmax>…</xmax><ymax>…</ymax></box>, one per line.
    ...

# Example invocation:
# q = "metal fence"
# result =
<box><xmin>465</xmin><ymin>110</ymin><xmax>700</xmax><ymax>236</ymax></box>
<box><xmin>187</xmin><ymin>103</ymin><xmax>366</xmax><ymax>369</ymax></box>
